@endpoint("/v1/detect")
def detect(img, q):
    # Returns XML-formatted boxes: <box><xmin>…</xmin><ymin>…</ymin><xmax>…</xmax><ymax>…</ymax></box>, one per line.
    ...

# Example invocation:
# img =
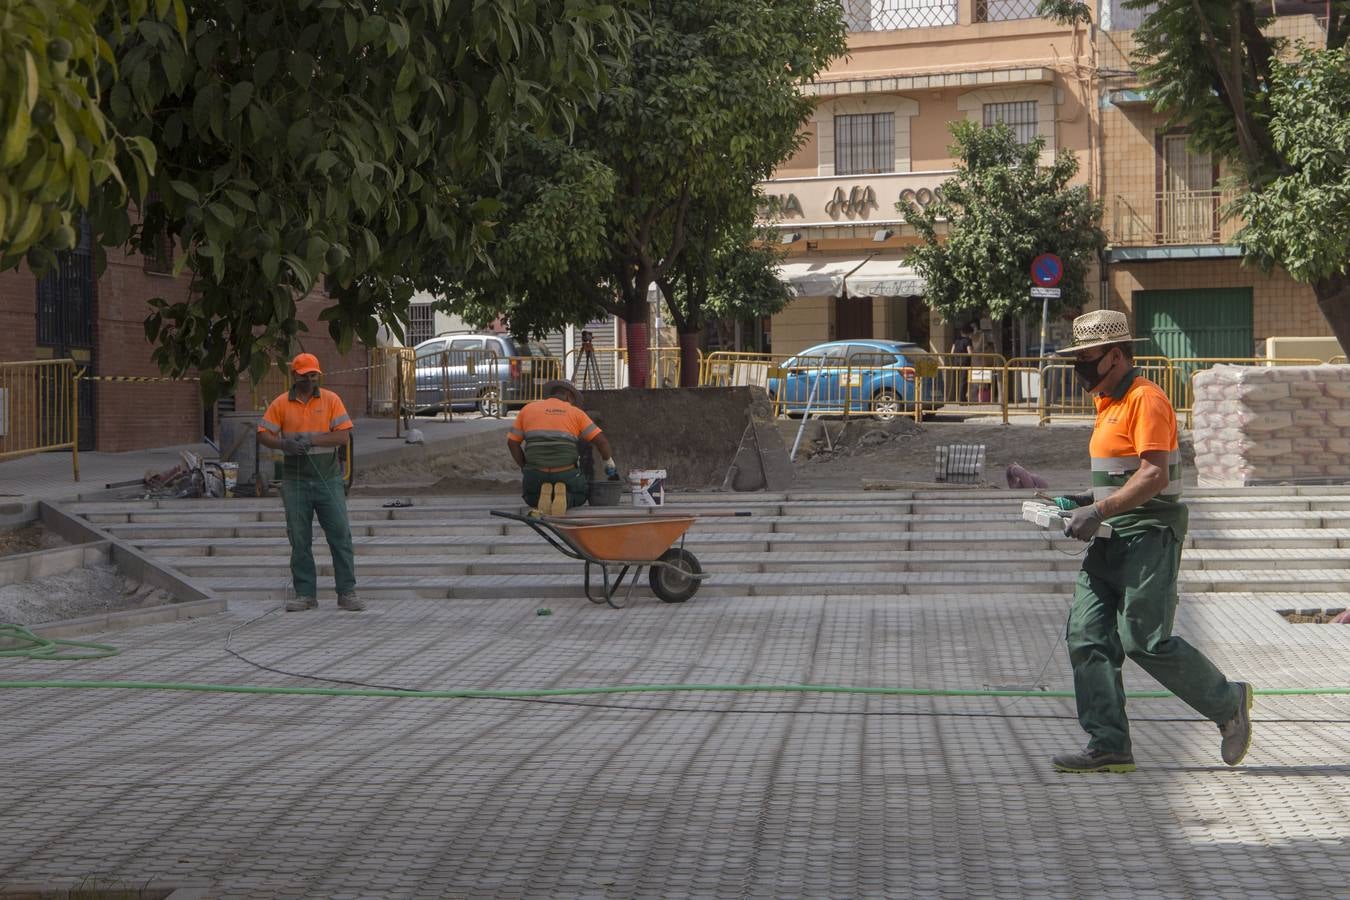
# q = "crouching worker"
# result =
<box><xmin>508</xmin><ymin>379</ymin><xmax>616</xmax><ymax>517</ymax></box>
<box><xmin>256</xmin><ymin>353</ymin><xmax>364</xmax><ymax>613</ymax></box>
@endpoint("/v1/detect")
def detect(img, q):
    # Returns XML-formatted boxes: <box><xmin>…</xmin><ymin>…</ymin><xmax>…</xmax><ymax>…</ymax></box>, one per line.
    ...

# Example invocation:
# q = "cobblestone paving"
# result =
<box><xmin>3</xmin><ymin>589</ymin><xmax>1349</xmax><ymax>898</ymax></box>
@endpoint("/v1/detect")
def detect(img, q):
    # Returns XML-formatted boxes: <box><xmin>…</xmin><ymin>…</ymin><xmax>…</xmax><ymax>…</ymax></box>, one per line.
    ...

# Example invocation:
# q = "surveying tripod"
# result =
<box><xmin>571</xmin><ymin>329</ymin><xmax>605</xmax><ymax>391</ymax></box>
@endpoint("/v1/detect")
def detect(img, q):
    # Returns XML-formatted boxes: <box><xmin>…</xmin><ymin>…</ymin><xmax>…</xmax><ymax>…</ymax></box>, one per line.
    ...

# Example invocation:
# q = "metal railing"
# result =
<box><xmin>563</xmin><ymin>346</ymin><xmax>684</xmax><ymax>390</ymax></box>
<box><xmin>842</xmin><ymin>0</ymin><xmax>958</xmax><ymax>31</ymax></box>
<box><xmin>367</xmin><ymin>347</ymin><xmax>415</xmax><ymax>418</ymax></box>
<box><xmin>0</xmin><ymin>359</ymin><xmax>80</xmax><ymax>480</ymax></box>
<box><xmin>1111</xmin><ymin>190</ymin><xmax>1242</xmax><ymax>246</ymax></box>
<box><xmin>976</xmin><ymin>0</ymin><xmax>1042</xmax><ymax>21</ymax></box>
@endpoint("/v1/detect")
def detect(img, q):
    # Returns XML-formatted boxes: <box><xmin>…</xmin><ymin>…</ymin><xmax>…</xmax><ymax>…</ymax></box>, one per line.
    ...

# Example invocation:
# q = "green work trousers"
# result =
<box><xmin>1066</xmin><ymin>526</ymin><xmax>1241</xmax><ymax>754</ymax></box>
<box><xmin>521</xmin><ymin>466</ymin><xmax>588</xmax><ymax>509</ymax></box>
<box><xmin>281</xmin><ymin>475</ymin><xmax>356</xmax><ymax>599</ymax></box>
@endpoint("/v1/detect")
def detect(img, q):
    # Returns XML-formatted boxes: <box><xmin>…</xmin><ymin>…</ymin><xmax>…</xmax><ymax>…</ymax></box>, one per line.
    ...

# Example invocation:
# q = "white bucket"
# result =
<box><xmin>628</xmin><ymin>468</ymin><xmax>666</xmax><ymax>507</ymax></box>
<box><xmin>220</xmin><ymin>461</ymin><xmax>239</xmax><ymax>495</ymax></box>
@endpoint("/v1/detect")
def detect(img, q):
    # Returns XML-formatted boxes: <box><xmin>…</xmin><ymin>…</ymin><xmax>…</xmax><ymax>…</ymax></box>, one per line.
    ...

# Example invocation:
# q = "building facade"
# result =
<box><xmin>762</xmin><ymin>0</ymin><xmax>1098</xmax><ymax>359</ymax></box>
<box><xmin>761</xmin><ymin>0</ymin><xmax>1340</xmax><ymax>362</ymax></box>
<box><xmin>0</xmin><ymin>237</ymin><xmax>370</xmax><ymax>454</ymax></box>
<box><xmin>1097</xmin><ymin>1</ymin><xmax>1332</xmax><ymax>360</ymax></box>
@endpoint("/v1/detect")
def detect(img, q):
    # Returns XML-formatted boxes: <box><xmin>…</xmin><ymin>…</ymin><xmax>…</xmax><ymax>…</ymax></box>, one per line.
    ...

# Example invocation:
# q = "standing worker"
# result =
<box><xmin>1050</xmin><ymin>310</ymin><xmax>1250</xmax><ymax>773</ymax></box>
<box><xmin>508</xmin><ymin>379</ymin><xmax>617</xmax><ymax>516</ymax></box>
<box><xmin>256</xmin><ymin>353</ymin><xmax>364</xmax><ymax>613</ymax></box>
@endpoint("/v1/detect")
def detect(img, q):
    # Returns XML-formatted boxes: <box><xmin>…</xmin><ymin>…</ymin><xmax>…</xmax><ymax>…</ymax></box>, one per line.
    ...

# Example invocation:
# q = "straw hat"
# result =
<box><xmin>1053</xmin><ymin>310</ymin><xmax>1147</xmax><ymax>355</ymax></box>
<box><xmin>542</xmin><ymin>379</ymin><xmax>581</xmax><ymax>404</ymax></box>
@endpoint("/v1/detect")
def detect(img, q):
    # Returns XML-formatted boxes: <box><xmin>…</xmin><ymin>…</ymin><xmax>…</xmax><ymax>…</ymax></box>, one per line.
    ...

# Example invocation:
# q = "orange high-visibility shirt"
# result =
<box><xmin>508</xmin><ymin>398</ymin><xmax>601</xmax><ymax>469</ymax></box>
<box><xmin>258</xmin><ymin>387</ymin><xmax>353</xmax><ymax>439</ymax></box>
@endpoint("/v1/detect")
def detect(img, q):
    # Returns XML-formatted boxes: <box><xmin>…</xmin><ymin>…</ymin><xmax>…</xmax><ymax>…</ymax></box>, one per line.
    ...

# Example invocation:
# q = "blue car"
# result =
<box><xmin>768</xmin><ymin>339</ymin><xmax>944</xmax><ymax>420</ymax></box>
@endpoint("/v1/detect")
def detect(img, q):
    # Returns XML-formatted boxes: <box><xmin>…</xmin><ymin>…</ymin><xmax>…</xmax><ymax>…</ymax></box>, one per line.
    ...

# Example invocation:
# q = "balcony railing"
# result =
<box><xmin>975</xmin><ymin>0</ymin><xmax>1042</xmax><ymax>21</ymax></box>
<box><xmin>843</xmin><ymin>0</ymin><xmax>958</xmax><ymax>31</ymax></box>
<box><xmin>1110</xmin><ymin>190</ymin><xmax>1243</xmax><ymax>247</ymax></box>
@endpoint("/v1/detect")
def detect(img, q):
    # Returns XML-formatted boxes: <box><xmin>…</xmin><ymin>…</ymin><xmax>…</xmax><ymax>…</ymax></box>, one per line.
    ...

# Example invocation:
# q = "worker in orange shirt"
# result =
<box><xmin>256</xmin><ymin>353</ymin><xmax>363</xmax><ymax>612</ymax></box>
<box><xmin>508</xmin><ymin>379</ymin><xmax>616</xmax><ymax>516</ymax></box>
<box><xmin>1049</xmin><ymin>310</ymin><xmax>1249</xmax><ymax>773</ymax></box>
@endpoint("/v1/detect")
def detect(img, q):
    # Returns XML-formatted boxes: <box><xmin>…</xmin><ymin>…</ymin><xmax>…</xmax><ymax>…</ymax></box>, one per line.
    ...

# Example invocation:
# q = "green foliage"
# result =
<box><xmin>118</xmin><ymin>0</ymin><xmax>635</xmax><ymax>395</ymax></box>
<box><xmin>437</xmin><ymin>0</ymin><xmax>846</xmax><ymax>378</ymax></box>
<box><xmin>0</xmin><ymin>0</ymin><xmax>173</xmax><ymax>270</ymax></box>
<box><xmin>902</xmin><ymin>121</ymin><xmax>1106</xmax><ymax>323</ymax></box>
<box><xmin>1234</xmin><ymin>48</ymin><xmax>1350</xmax><ymax>284</ymax></box>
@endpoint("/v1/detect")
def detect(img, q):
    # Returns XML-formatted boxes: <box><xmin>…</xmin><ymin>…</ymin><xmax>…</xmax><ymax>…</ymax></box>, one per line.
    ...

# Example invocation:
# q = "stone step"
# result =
<box><xmin>124</xmin><ymin>527</ymin><xmax>1350</xmax><ymax>558</ymax></box>
<box><xmin>158</xmin><ymin>545</ymin><xmax>1350</xmax><ymax>579</ymax></box>
<box><xmin>193</xmin><ymin>565</ymin><xmax>1350</xmax><ymax>602</ymax></box>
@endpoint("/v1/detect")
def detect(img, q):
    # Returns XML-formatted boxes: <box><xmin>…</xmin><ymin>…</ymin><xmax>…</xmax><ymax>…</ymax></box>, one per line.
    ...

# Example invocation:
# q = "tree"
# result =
<box><xmin>901</xmin><ymin>120</ymin><xmax>1106</xmax><ymax>331</ymax></box>
<box><xmin>657</xmin><ymin>216</ymin><xmax>792</xmax><ymax>384</ymax></box>
<box><xmin>6</xmin><ymin>0</ymin><xmax>635</xmax><ymax>398</ymax></box>
<box><xmin>437</xmin><ymin>0</ymin><xmax>845</xmax><ymax>389</ymax></box>
<box><xmin>1122</xmin><ymin>0</ymin><xmax>1350</xmax><ymax>346</ymax></box>
<box><xmin>0</xmin><ymin>0</ymin><xmax>167</xmax><ymax>270</ymax></box>
<box><xmin>1234</xmin><ymin>48</ymin><xmax>1350</xmax><ymax>303</ymax></box>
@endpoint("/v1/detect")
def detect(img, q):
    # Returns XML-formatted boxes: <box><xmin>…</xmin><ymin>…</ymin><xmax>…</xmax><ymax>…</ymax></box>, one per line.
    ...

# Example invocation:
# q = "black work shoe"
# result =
<box><xmin>1052</xmin><ymin>747</ymin><xmax>1136</xmax><ymax>774</ymax></box>
<box><xmin>1219</xmin><ymin>681</ymin><xmax>1254</xmax><ymax>766</ymax></box>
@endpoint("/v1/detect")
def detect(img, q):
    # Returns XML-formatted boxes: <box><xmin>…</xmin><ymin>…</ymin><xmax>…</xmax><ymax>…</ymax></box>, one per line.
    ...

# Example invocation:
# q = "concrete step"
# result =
<box><xmin>151</xmin><ymin>546</ymin><xmax>1350</xmax><ymax>579</ymax></box>
<box><xmin>193</xmin><ymin>565</ymin><xmax>1349</xmax><ymax>603</ymax></box>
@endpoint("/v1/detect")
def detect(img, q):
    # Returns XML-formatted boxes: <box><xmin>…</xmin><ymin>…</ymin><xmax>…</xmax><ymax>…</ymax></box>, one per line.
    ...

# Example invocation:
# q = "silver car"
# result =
<box><xmin>412</xmin><ymin>333</ymin><xmax>551</xmax><ymax>415</ymax></box>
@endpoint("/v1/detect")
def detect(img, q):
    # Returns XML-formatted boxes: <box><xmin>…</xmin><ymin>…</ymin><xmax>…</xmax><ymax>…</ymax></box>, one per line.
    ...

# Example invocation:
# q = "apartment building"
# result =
<box><xmin>760</xmin><ymin>0</ymin><xmax>1339</xmax><ymax>362</ymax></box>
<box><xmin>762</xmin><ymin>0</ymin><xmax>1099</xmax><ymax>359</ymax></box>
<box><xmin>1098</xmin><ymin>0</ymin><xmax>1332</xmax><ymax>360</ymax></box>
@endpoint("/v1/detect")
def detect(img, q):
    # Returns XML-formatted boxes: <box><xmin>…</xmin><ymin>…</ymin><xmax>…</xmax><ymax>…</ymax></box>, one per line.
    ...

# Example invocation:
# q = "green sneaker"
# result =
<box><xmin>1219</xmin><ymin>681</ymin><xmax>1254</xmax><ymax>766</ymax></box>
<box><xmin>1052</xmin><ymin>747</ymin><xmax>1136</xmax><ymax>774</ymax></box>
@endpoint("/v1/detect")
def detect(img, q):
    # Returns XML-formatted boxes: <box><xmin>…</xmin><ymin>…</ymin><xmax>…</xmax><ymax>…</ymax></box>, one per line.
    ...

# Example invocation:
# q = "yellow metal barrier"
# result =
<box><xmin>564</xmin><ymin>345</ymin><xmax>628</xmax><ymax>390</ymax></box>
<box><xmin>367</xmin><ymin>347</ymin><xmax>414</xmax><ymax>418</ymax></box>
<box><xmin>934</xmin><ymin>352</ymin><xmax>1010</xmax><ymax>423</ymax></box>
<box><xmin>246</xmin><ymin>365</ymin><xmax>292</xmax><ymax>412</ymax></box>
<box><xmin>699</xmin><ymin>351</ymin><xmax>785</xmax><ymax>389</ymax></box>
<box><xmin>1331</xmin><ymin>355</ymin><xmax>1347</xmax><ymax>365</ymax></box>
<box><xmin>0</xmin><ymin>359</ymin><xmax>80</xmax><ymax>481</ymax></box>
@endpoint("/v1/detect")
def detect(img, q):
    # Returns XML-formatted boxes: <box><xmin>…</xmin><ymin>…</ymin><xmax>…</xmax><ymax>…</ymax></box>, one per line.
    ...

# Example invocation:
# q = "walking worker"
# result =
<box><xmin>1049</xmin><ymin>310</ymin><xmax>1250</xmax><ymax>773</ymax></box>
<box><xmin>508</xmin><ymin>379</ymin><xmax>617</xmax><ymax>517</ymax></box>
<box><xmin>256</xmin><ymin>352</ymin><xmax>364</xmax><ymax>613</ymax></box>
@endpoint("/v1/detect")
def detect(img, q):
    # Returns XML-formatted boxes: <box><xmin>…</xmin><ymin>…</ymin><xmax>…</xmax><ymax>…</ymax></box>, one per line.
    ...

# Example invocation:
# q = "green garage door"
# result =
<box><xmin>1134</xmin><ymin>287</ymin><xmax>1254</xmax><ymax>406</ymax></box>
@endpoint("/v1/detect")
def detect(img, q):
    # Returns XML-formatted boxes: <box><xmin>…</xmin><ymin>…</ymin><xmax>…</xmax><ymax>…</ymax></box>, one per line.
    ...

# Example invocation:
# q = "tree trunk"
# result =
<box><xmin>678</xmin><ymin>331</ymin><xmax>701</xmax><ymax>387</ymax></box>
<box><xmin>1313</xmin><ymin>272</ymin><xmax>1350</xmax><ymax>354</ymax></box>
<box><xmin>624</xmin><ymin>302</ymin><xmax>650</xmax><ymax>389</ymax></box>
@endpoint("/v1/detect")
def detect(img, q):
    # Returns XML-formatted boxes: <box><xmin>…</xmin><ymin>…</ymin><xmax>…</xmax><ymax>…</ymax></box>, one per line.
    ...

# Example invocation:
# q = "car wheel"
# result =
<box><xmin>477</xmin><ymin>387</ymin><xmax>504</xmax><ymax>417</ymax></box>
<box><xmin>872</xmin><ymin>389</ymin><xmax>901</xmax><ymax>421</ymax></box>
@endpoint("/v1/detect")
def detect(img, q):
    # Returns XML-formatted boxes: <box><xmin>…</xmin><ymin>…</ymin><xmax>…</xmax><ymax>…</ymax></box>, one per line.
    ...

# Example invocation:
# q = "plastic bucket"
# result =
<box><xmin>628</xmin><ymin>468</ymin><xmax>666</xmax><ymax>507</ymax></box>
<box><xmin>588</xmin><ymin>479</ymin><xmax>624</xmax><ymax>507</ymax></box>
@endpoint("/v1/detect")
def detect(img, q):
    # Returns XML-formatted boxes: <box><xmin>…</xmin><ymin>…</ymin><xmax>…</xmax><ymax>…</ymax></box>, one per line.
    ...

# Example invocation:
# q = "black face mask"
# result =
<box><xmin>1073</xmin><ymin>352</ymin><xmax>1112</xmax><ymax>391</ymax></box>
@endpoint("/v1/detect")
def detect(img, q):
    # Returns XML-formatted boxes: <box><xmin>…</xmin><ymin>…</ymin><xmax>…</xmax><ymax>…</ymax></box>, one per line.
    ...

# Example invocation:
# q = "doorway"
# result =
<box><xmin>834</xmin><ymin>296</ymin><xmax>874</xmax><ymax>340</ymax></box>
<box><xmin>35</xmin><ymin>233</ymin><xmax>96</xmax><ymax>450</ymax></box>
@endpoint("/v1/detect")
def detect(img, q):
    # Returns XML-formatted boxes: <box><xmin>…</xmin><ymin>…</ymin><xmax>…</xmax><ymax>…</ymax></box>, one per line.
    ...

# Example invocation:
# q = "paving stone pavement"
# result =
<box><xmin>3</xmin><ymin>578</ymin><xmax>1350</xmax><ymax>898</ymax></box>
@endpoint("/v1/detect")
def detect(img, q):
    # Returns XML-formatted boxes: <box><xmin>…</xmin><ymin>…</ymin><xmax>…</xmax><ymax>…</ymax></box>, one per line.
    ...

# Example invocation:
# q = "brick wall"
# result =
<box><xmin>2</xmin><ymin>255</ymin><xmax>374</xmax><ymax>453</ymax></box>
<box><xmin>1108</xmin><ymin>259</ymin><xmax>1328</xmax><ymax>345</ymax></box>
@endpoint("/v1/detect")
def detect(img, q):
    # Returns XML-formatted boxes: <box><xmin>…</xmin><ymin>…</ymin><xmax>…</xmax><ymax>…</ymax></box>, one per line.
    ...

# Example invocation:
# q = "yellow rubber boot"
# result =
<box><xmin>549</xmin><ymin>481</ymin><xmax>568</xmax><ymax>517</ymax></box>
<box><xmin>534</xmin><ymin>482</ymin><xmax>555</xmax><ymax>517</ymax></box>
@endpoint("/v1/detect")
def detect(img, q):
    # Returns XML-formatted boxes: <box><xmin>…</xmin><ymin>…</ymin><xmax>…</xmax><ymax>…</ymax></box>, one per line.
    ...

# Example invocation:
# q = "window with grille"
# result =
<box><xmin>834</xmin><ymin>113</ymin><xmax>895</xmax><ymax>176</ymax></box>
<box><xmin>407</xmin><ymin>303</ymin><xmax>436</xmax><ymax>347</ymax></box>
<box><xmin>843</xmin><ymin>0</ymin><xmax>958</xmax><ymax>30</ymax></box>
<box><xmin>975</xmin><ymin>0</ymin><xmax>1041</xmax><ymax>21</ymax></box>
<box><xmin>982</xmin><ymin>101</ymin><xmax>1038</xmax><ymax>146</ymax></box>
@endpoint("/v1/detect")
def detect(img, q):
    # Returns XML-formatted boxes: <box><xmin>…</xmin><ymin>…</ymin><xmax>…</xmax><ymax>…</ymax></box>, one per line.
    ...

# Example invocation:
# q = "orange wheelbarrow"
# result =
<box><xmin>490</xmin><ymin>509</ymin><xmax>748</xmax><ymax>608</ymax></box>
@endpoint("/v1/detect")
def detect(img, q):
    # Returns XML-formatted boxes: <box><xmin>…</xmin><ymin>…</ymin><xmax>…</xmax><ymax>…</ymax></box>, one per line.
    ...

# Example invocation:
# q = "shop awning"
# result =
<box><xmin>776</xmin><ymin>258</ymin><xmax>926</xmax><ymax>298</ymax></box>
<box><xmin>776</xmin><ymin>259</ymin><xmax>860</xmax><ymax>298</ymax></box>
<box><xmin>845</xmin><ymin>258</ymin><xmax>926</xmax><ymax>298</ymax></box>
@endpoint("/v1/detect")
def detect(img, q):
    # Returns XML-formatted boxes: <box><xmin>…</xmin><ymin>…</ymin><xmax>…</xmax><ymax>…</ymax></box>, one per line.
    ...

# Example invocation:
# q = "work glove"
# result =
<box><xmin>1052</xmin><ymin>492</ymin><xmax>1095</xmax><ymax>511</ymax></box>
<box><xmin>279</xmin><ymin>435</ymin><xmax>311</xmax><ymax>456</ymax></box>
<box><xmin>1062</xmin><ymin>503</ymin><xmax>1105</xmax><ymax>542</ymax></box>
<box><xmin>603</xmin><ymin>457</ymin><xmax>619</xmax><ymax>480</ymax></box>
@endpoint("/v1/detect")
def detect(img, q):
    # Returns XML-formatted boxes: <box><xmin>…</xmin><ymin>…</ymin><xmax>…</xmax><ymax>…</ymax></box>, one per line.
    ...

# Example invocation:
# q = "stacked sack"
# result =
<box><xmin>1192</xmin><ymin>364</ymin><xmax>1350</xmax><ymax>486</ymax></box>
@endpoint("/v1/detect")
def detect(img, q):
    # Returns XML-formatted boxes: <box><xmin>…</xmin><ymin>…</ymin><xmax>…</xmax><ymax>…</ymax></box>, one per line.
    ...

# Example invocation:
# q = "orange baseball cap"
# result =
<box><xmin>291</xmin><ymin>352</ymin><xmax>322</xmax><ymax>375</ymax></box>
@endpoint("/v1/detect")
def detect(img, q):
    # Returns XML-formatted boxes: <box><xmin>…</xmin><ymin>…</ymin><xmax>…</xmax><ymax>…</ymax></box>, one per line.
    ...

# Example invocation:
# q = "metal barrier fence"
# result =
<box><xmin>563</xmin><ymin>346</ymin><xmax>684</xmax><ymax>390</ymax></box>
<box><xmin>695</xmin><ymin>351</ymin><xmax>1340</xmax><ymax>425</ymax></box>
<box><xmin>1332</xmin><ymin>356</ymin><xmax>1347</xmax><ymax>365</ymax></box>
<box><xmin>0</xmin><ymin>359</ymin><xmax>80</xmax><ymax>480</ymax></box>
<box><xmin>366</xmin><ymin>347</ymin><xmax>415</xmax><ymax>418</ymax></box>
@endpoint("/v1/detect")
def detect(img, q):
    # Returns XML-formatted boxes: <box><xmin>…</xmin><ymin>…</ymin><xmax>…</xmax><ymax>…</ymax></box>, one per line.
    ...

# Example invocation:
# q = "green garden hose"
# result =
<box><xmin>3</xmin><ymin>622</ymin><xmax>1348</xmax><ymax>701</ymax></box>
<box><xmin>0</xmin><ymin>624</ymin><xmax>120</xmax><ymax>661</ymax></box>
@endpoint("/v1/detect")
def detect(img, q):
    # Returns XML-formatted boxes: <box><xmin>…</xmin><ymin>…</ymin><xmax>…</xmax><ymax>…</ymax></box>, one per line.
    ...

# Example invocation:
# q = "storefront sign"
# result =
<box><xmin>825</xmin><ymin>185</ymin><xmax>878</xmax><ymax>219</ymax></box>
<box><xmin>898</xmin><ymin>187</ymin><xmax>944</xmax><ymax>208</ymax></box>
<box><xmin>759</xmin><ymin>193</ymin><xmax>804</xmax><ymax>218</ymax></box>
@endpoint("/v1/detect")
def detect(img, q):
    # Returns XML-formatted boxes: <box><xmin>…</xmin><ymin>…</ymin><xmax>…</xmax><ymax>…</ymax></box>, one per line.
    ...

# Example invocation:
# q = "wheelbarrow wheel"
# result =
<box><xmin>649</xmin><ymin>548</ymin><xmax>702</xmax><ymax>603</ymax></box>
